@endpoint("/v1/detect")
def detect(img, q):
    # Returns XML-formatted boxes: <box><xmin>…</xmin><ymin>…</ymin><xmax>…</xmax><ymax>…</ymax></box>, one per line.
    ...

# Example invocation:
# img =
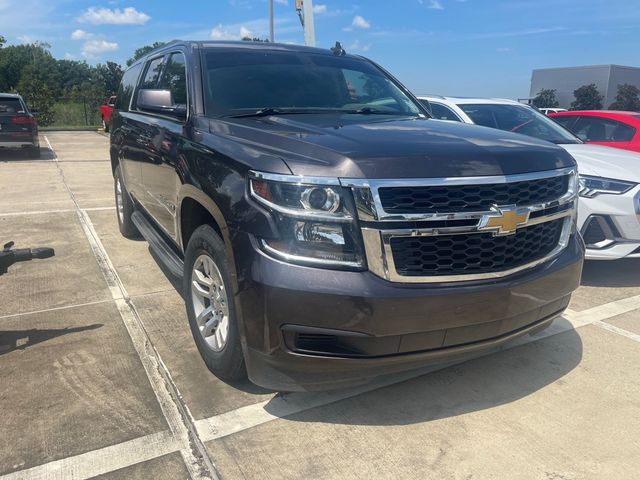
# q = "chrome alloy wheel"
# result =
<box><xmin>190</xmin><ymin>254</ymin><xmax>230</xmax><ymax>351</ymax></box>
<box><xmin>115</xmin><ymin>177</ymin><xmax>124</xmax><ymax>224</ymax></box>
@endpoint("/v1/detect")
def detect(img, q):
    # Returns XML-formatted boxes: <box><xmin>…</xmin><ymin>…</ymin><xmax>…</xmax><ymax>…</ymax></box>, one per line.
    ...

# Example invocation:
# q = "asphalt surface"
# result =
<box><xmin>0</xmin><ymin>131</ymin><xmax>639</xmax><ymax>479</ymax></box>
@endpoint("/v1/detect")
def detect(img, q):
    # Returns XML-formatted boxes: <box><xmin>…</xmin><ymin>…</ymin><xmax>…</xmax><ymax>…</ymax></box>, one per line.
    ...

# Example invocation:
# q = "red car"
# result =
<box><xmin>549</xmin><ymin>110</ymin><xmax>640</xmax><ymax>153</ymax></box>
<box><xmin>99</xmin><ymin>95</ymin><xmax>116</xmax><ymax>132</ymax></box>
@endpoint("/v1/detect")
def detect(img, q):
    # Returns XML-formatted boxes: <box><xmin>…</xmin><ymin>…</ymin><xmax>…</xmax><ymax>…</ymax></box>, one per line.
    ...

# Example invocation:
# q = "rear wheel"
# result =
<box><xmin>184</xmin><ymin>225</ymin><xmax>246</xmax><ymax>380</ymax></box>
<box><xmin>114</xmin><ymin>165</ymin><xmax>140</xmax><ymax>238</ymax></box>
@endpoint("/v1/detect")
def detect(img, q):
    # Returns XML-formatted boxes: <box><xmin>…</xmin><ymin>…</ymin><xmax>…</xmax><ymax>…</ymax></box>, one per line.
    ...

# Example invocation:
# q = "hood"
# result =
<box><xmin>209</xmin><ymin>115</ymin><xmax>575</xmax><ymax>179</ymax></box>
<box><xmin>560</xmin><ymin>143</ymin><xmax>640</xmax><ymax>182</ymax></box>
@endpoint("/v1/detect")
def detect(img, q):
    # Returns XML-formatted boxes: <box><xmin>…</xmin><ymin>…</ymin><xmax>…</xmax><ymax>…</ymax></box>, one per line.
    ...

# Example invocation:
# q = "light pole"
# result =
<box><xmin>269</xmin><ymin>0</ymin><xmax>274</xmax><ymax>42</ymax></box>
<box><xmin>295</xmin><ymin>0</ymin><xmax>316</xmax><ymax>47</ymax></box>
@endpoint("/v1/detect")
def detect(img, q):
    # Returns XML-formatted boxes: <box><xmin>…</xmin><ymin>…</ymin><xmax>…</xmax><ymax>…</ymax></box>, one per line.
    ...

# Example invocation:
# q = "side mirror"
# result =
<box><xmin>137</xmin><ymin>89</ymin><xmax>186</xmax><ymax>118</ymax></box>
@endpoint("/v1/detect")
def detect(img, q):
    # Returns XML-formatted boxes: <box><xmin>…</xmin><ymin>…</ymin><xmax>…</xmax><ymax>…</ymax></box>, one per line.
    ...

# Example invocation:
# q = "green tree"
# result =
<box><xmin>17</xmin><ymin>63</ymin><xmax>55</xmax><ymax>125</ymax></box>
<box><xmin>571</xmin><ymin>84</ymin><xmax>603</xmax><ymax>110</ymax></box>
<box><xmin>96</xmin><ymin>61</ymin><xmax>123</xmax><ymax>96</ymax></box>
<box><xmin>0</xmin><ymin>35</ymin><xmax>6</xmax><ymax>47</ymax></box>
<box><xmin>126</xmin><ymin>42</ymin><xmax>166</xmax><ymax>66</ymax></box>
<box><xmin>609</xmin><ymin>84</ymin><xmax>640</xmax><ymax>111</ymax></box>
<box><xmin>531</xmin><ymin>89</ymin><xmax>559</xmax><ymax>108</ymax></box>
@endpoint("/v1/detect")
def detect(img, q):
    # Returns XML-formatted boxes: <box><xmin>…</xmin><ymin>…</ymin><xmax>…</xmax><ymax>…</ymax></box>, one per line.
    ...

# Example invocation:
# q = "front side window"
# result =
<box><xmin>159</xmin><ymin>52</ymin><xmax>187</xmax><ymax>107</ymax></box>
<box><xmin>459</xmin><ymin>103</ymin><xmax>581</xmax><ymax>144</ymax></box>
<box><xmin>140</xmin><ymin>57</ymin><xmax>165</xmax><ymax>89</ymax></box>
<box><xmin>551</xmin><ymin>116</ymin><xmax>576</xmax><ymax>130</ymax></box>
<box><xmin>572</xmin><ymin>116</ymin><xmax>635</xmax><ymax>142</ymax></box>
<box><xmin>201</xmin><ymin>49</ymin><xmax>422</xmax><ymax>117</ymax></box>
<box><xmin>115</xmin><ymin>63</ymin><xmax>143</xmax><ymax>111</ymax></box>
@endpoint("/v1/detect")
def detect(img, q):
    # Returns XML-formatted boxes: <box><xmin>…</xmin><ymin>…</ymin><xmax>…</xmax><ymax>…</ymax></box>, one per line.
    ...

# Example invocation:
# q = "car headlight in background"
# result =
<box><xmin>578</xmin><ymin>175</ymin><xmax>637</xmax><ymax>198</ymax></box>
<box><xmin>249</xmin><ymin>172</ymin><xmax>365</xmax><ymax>269</ymax></box>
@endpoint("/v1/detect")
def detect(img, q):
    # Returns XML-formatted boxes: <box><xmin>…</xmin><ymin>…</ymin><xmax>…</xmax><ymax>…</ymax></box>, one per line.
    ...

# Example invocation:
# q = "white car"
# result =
<box><xmin>539</xmin><ymin>108</ymin><xmax>568</xmax><ymax>115</ymax></box>
<box><xmin>419</xmin><ymin>96</ymin><xmax>640</xmax><ymax>260</ymax></box>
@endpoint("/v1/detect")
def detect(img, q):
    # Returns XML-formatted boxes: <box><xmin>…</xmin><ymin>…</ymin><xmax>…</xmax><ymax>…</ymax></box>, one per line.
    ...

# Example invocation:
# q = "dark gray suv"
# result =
<box><xmin>110</xmin><ymin>40</ymin><xmax>584</xmax><ymax>391</ymax></box>
<box><xmin>0</xmin><ymin>93</ymin><xmax>40</xmax><ymax>157</ymax></box>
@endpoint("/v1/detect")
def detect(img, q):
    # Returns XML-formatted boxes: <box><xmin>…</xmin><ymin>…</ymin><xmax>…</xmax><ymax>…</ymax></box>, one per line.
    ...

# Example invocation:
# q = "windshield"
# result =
<box><xmin>0</xmin><ymin>97</ymin><xmax>26</xmax><ymax>115</ymax></box>
<box><xmin>201</xmin><ymin>49</ymin><xmax>422</xmax><ymax>117</ymax></box>
<box><xmin>458</xmin><ymin>103</ymin><xmax>581</xmax><ymax>144</ymax></box>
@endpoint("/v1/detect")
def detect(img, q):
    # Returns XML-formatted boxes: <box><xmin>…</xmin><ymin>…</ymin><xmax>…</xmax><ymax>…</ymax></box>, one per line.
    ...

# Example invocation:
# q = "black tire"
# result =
<box><xmin>114</xmin><ymin>165</ymin><xmax>140</xmax><ymax>239</ymax></box>
<box><xmin>184</xmin><ymin>225</ymin><xmax>246</xmax><ymax>380</ymax></box>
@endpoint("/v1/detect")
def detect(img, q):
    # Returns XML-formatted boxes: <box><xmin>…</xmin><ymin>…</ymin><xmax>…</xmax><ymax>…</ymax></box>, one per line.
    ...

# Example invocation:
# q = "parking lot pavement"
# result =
<box><xmin>1</xmin><ymin>131</ymin><xmax>639</xmax><ymax>479</ymax></box>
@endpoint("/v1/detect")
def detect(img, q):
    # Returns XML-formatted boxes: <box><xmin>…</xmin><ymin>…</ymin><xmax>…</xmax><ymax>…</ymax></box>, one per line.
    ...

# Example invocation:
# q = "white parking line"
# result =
<box><xmin>0</xmin><ymin>431</ymin><xmax>178</xmax><ymax>480</ymax></box>
<box><xmin>0</xmin><ymin>206</ymin><xmax>115</xmax><ymax>217</ymax></box>
<box><xmin>43</xmin><ymin>135</ymin><xmax>219</xmax><ymax>480</ymax></box>
<box><xmin>594</xmin><ymin>320</ymin><xmax>640</xmax><ymax>343</ymax></box>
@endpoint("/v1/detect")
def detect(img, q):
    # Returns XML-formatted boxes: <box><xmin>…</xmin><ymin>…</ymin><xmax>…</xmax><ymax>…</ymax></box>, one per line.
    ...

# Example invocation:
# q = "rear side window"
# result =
<box><xmin>430</xmin><ymin>102</ymin><xmax>461</xmax><ymax>121</ymax></box>
<box><xmin>159</xmin><ymin>52</ymin><xmax>187</xmax><ymax>107</ymax></box>
<box><xmin>115</xmin><ymin>63</ymin><xmax>143</xmax><ymax>111</ymax></box>
<box><xmin>140</xmin><ymin>57</ymin><xmax>165</xmax><ymax>89</ymax></box>
<box><xmin>0</xmin><ymin>97</ymin><xmax>26</xmax><ymax>115</ymax></box>
<box><xmin>573</xmin><ymin>117</ymin><xmax>636</xmax><ymax>142</ymax></box>
<box><xmin>551</xmin><ymin>116</ymin><xmax>576</xmax><ymax>130</ymax></box>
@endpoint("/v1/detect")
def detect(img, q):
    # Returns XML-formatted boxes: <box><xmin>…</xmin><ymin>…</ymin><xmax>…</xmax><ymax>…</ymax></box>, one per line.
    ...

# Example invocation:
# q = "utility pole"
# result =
<box><xmin>269</xmin><ymin>0</ymin><xmax>274</xmax><ymax>42</ymax></box>
<box><xmin>295</xmin><ymin>0</ymin><xmax>316</xmax><ymax>47</ymax></box>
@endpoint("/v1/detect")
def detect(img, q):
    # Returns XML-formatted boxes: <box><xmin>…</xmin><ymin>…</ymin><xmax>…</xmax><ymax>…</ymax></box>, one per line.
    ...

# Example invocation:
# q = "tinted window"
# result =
<box><xmin>551</xmin><ymin>116</ymin><xmax>575</xmax><ymax>129</ymax></box>
<box><xmin>201</xmin><ymin>49</ymin><xmax>421</xmax><ymax>116</ymax></box>
<box><xmin>572</xmin><ymin>117</ymin><xmax>635</xmax><ymax>142</ymax></box>
<box><xmin>140</xmin><ymin>57</ymin><xmax>165</xmax><ymax>89</ymax></box>
<box><xmin>458</xmin><ymin>103</ymin><xmax>580</xmax><ymax>144</ymax></box>
<box><xmin>0</xmin><ymin>97</ymin><xmax>25</xmax><ymax>115</ymax></box>
<box><xmin>159</xmin><ymin>52</ymin><xmax>187</xmax><ymax>107</ymax></box>
<box><xmin>430</xmin><ymin>102</ymin><xmax>461</xmax><ymax>121</ymax></box>
<box><xmin>115</xmin><ymin>63</ymin><xmax>142</xmax><ymax>111</ymax></box>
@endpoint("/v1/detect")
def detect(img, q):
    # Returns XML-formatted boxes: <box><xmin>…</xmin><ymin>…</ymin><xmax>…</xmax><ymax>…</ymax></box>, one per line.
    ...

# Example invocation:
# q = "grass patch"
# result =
<box><xmin>51</xmin><ymin>100</ymin><xmax>101</xmax><ymax>128</ymax></box>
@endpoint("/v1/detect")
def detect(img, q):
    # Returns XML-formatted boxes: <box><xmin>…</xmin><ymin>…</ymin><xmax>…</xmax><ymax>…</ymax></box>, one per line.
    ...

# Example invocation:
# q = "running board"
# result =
<box><xmin>131</xmin><ymin>211</ymin><xmax>184</xmax><ymax>281</ymax></box>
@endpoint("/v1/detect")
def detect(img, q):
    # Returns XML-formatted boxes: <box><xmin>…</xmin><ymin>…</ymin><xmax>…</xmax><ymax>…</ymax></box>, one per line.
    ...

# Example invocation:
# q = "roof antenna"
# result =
<box><xmin>331</xmin><ymin>41</ymin><xmax>346</xmax><ymax>56</ymax></box>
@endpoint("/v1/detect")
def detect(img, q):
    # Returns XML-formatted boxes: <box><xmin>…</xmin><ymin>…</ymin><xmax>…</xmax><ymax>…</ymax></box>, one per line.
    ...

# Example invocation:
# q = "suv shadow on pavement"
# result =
<box><xmin>264</xmin><ymin>320</ymin><xmax>582</xmax><ymax>426</ymax></box>
<box><xmin>581</xmin><ymin>258</ymin><xmax>640</xmax><ymax>288</ymax></box>
<box><xmin>0</xmin><ymin>147</ymin><xmax>55</xmax><ymax>162</ymax></box>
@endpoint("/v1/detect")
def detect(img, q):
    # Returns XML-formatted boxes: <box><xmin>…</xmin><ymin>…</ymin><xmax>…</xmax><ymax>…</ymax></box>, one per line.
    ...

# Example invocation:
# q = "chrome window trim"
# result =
<box><xmin>342</xmin><ymin>167</ymin><xmax>578</xmax><ymax>222</ymax></box>
<box><xmin>363</xmin><ymin>216</ymin><xmax>573</xmax><ymax>283</ymax></box>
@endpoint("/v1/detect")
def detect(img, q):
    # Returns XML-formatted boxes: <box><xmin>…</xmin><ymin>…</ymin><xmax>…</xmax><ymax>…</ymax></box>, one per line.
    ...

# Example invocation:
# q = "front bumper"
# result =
<box><xmin>578</xmin><ymin>186</ymin><xmax>640</xmax><ymax>260</ymax></box>
<box><xmin>237</xmin><ymin>233</ymin><xmax>584</xmax><ymax>391</ymax></box>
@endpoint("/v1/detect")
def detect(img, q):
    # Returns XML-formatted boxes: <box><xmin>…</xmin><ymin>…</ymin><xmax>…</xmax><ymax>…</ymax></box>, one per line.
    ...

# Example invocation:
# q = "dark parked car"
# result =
<box><xmin>0</xmin><ymin>93</ymin><xmax>40</xmax><ymax>157</ymax></box>
<box><xmin>110</xmin><ymin>41</ymin><xmax>584</xmax><ymax>391</ymax></box>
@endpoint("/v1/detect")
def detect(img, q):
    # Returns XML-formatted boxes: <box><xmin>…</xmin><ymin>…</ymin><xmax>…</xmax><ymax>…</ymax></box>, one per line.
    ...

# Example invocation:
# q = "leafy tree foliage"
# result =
<box><xmin>0</xmin><ymin>38</ymin><xmax>124</xmax><ymax>126</ymax></box>
<box><xmin>609</xmin><ymin>84</ymin><xmax>640</xmax><ymax>111</ymax></box>
<box><xmin>127</xmin><ymin>42</ymin><xmax>166</xmax><ymax>66</ymax></box>
<box><xmin>531</xmin><ymin>89</ymin><xmax>559</xmax><ymax>108</ymax></box>
<box><xmin>0</xmin><ymin>35</ymin><xmax>5</xmax><ymax>47</ymax></box>
<box><xmin>571</xmin><ymin>84</ymin><xmax>603</xmax><ymax>110</ymax></box>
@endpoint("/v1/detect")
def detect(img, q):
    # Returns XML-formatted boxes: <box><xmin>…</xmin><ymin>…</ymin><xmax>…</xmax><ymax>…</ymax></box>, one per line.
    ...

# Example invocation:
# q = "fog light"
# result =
<box><xmin>294</xmin><ymin>221</ymin><xmax>345</xmax><ymax>245</ymax></box>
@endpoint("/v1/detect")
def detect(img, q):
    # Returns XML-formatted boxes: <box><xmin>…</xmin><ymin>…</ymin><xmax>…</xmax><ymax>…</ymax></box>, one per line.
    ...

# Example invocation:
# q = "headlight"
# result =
<box><xmin>249</xmin><ymin>172</ymin><xmax>365</xmax><ymax>269</ymax></box>
<box><xmin>579</xmin><ymin>175</ymin><xmax>637</xmax><ymax>198</ymax></box>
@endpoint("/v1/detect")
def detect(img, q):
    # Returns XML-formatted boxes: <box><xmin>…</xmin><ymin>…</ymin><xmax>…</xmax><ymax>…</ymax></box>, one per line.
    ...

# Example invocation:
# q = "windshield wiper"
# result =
<box><xmin>342</xmin><ymin>107</ymin><xmax>410</xmax><ymax>115</ymax></box>
<box><xmin>227</xmin><ymin>108</ymin><xmax>288</xmax><ymax>118</ymax></box>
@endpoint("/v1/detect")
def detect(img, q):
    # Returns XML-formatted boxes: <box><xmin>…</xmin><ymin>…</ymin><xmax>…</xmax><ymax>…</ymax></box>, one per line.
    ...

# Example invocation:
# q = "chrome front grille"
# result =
<box><xmin>378</xmin><ymin>175</ymin><xmax>568</xmax><ymax>214</ymax></box>
<box><xmin>342</xmin><ymin>167</ymin><xmax>578</xmax><ymax>283</ymax></box>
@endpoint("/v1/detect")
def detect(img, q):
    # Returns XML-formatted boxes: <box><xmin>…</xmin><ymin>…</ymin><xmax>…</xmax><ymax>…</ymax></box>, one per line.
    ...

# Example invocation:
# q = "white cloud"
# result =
<box><xmin>427</xmin><ymin>0</ymin><xmax>444</xmax><ymax>9</ymax></box>
<box><xmin>64</xmin><ymin>52</ymin><xmax>76</xmax><ymax>60</ymax></box>
<box><xmin>496</xmin><ymin>47</ymin><xmax>513</xmax><ymax>53</ymax></box>
<box><xmin>17</xmin><ymin>34</ymin><xmax>36</xmax><ymax>44</ymax></box>
<box><xmin>77</xmin><ymin>7</ymin><xmax>150</xmax><ymax>25</ymax></box>
<box><xmin>82</xmin><ymin>39</ymin><xmax>118</xmax><ymax>57</ymax></box>
<box><xmin>71</xmin><ymin>29</ymin><xmax>93</xmax><ymax>40</ymax></box>
<box><xmin>313</xmin><ymin>4</ymin><xmax>327</xmax><ymax>14</ymax></box>
<box><xmin>352</xmin><ymin>15</ymin><xmax>370</xmax><ymax>29</ymax></box>
<box><xmin>210</xmin><ymin>23</ymin><xmax>254</xmax><ymax>40</ymax></box>
<box><xmin>275</xmin><ymin>0</ymin><xmax>288</xmax><ymax>4</ymax></box>
<box><xmin>347</xmin><ymin>40</ymin><xmax>371</xmax><ymax>52</ymax></box>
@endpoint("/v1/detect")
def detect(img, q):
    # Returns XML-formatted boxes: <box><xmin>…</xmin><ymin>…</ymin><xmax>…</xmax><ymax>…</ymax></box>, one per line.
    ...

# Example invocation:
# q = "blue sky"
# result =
<box><xmin>1</xmin><ymin>0</ymin><xmax>639</xmax><ymax>98</ymax></box>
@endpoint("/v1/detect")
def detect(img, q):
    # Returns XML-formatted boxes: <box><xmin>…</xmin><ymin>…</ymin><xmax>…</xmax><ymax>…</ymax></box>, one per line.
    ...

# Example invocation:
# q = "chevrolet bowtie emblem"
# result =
<box><xmin>479</xmin><ymin>206</ymin><xmax>530</xmax><ymax>236</ymax></box>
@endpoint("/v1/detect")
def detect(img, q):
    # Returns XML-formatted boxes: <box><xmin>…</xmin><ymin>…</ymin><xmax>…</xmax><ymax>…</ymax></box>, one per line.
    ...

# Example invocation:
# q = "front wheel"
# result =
<box><xmin>184</xmin><ymin>225</ymin><xmax>246</xmax><ymax>381</ymax></box>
